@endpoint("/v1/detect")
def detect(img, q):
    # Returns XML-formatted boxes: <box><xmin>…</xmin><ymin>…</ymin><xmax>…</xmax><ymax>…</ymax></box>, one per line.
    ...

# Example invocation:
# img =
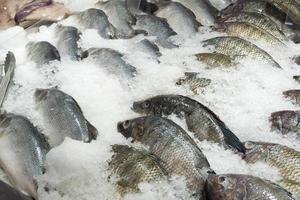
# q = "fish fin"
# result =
<box><xmin>87</xmin><ymin>120</ymin><xmax>98</xmax><ymax>141</ymax></box>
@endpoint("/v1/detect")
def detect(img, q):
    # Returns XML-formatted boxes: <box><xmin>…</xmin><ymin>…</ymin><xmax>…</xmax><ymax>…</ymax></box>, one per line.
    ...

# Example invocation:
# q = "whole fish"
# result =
<box><xmin>76</xmin><ymin>8</ymin><xmax>117</xmax><ymax>39</ymax></box>
<box><xmin>0</xmin><ymin>52</ymin><xmax>16</xmax><ymax>107</ymax></box>
<box><xmin>223</xmin><ymin>12</ymin><xmax>288</xmax><ymax>41</ymax></box>
<box><xmin>0</xmin><ymin>113</ymin><xmax>50</xmax><ymax>199</ymax></box>
<box><xmin>34</xmin><ymin>88</ymin><xmax>98</xmax><ymax>147</ymax></box>
<box><xmin>117</xmin><ymin>116</ymin><xmax>214</xmax><ymax>199</ymax></box>
<box><xmin>132</xmin><ymin>95</ymin><xmax>246</xmax><ymax>153</ymax></box>
<box><xmin>0</xmin><ymin>180</ymin><xmax>32</xmax><ymax>200</ymax></box>
<box><xmin>83</xmin><ymin>48</ymin><xmax>137</xmax><ymax>79</ymax></box>
<box><xmin>202</xmin><ymin>36</ymin><xmax>282</xmax><ymax>68</ymax></box>
<box><xmin>270</xmin><ymin>110</ymin><xmax>300</xmax><ymax>136</ymax></box>
<box><xmin>155</xmin><ymin>2</ymin><xmax>201</xmax><ymax>37</ymax></box>
<box><xmin>96</xmin><ymin>0</ymin><xmax>139</xmax><ymax>38</ymax></box>
<box><xmin>26</xmin><ymin>41</ymin><xmax>60</xmax><ymax>65</ymax></box>
<box><xmin>109</xmin><ymin>145</ymin><xmax>166</xmax><ymax>195</ymax></box>
<box><xmin>55</xmin><ymin>25</ymin><xmax>82</xmax><ymax>61</ymax></box>
<box><xmin>195</xmin><ymin>52</ymin><xmax>237</xmax><ymax>68</ymax></box>
<box><xmin>172</xmin><ymin>0</ymin><xmax>217</xmax><ymax>26</ymax></box>
<box><xmin>176</xmin><ymin>72</ymin><xmax>211</xmax><ymax>94</ymax></box>
<box><xmin>206</xmin><ymin>174</ymin><xmax>296</xmax><ymax>200</ymax></box>
<box><xmin>243</xmin><ymin>141</ymin><xmax>300</xmax><ymax>197</ymax></box>
<box><xmin>219</xmin><ymin>21</ymin><xmax>284</xmax><ymax>45</ymax></box>
<box><xmin>134</xmin><ymin>14</ymin><xmax>177</xmax><ymax>48</ymax></box>
<box><xmin>283</xmin><ymin>90</ymin><xmax>300</xmax><ymax>106</ymax></box>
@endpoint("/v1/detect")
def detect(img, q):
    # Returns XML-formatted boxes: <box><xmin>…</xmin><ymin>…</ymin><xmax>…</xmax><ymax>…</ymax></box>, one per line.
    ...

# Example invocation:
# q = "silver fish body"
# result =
<box><xmin>26</xmin><ymin>41</ymin><xmax>60</xmax><ymax>65</ymax></box>
<box><xmin>34</xmin><ymin>88</ymin><xmax>98</xmax><ymax>147</ymax></box>
<box><xmin>135</xmin><ymin>39</ymin><xmax>162</xmax><ymax>58</ymax></box>
<box><xmin>0</xmin><ymin>113</ymin><xmax>49</xmax><ymax>199</ymax></box>
<box><xmin>117</xmin><ymin>116</ymin><xmax>213</xmax><ymax>199</ymax></box>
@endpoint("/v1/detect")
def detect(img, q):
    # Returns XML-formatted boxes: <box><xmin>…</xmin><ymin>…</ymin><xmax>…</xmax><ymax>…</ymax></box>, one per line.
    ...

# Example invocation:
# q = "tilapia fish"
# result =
<box><xmin>206</xmin><ymin>174</ymin><xmax>296</xmax><ymax>200</ymax></box>
<box><xmin>83</xmin><ymin>48</ymin><xmax>137</xmax><ymax>79</ymax></box>
<box><xmin>195</xmin><ymin>52</ymin><xmax>237</xmax><ymax>68</ymax></box>
<box><xmin>202</xmin><ymin>36</ymin><xmax>282</xmax><ymax>68</ymax></box>
<box><xmin>0</xmin><ymin>113</ymin><xmax>50</xmax><ymax>199</ymax></box>
<box><xmin>244</xmin><ymin>141</ymin><xmax>300</xmax><ymax>197</ymax></box>
<box><xmin>76</xmin><ymin>8</ymin><xmax>117</xmax><ymax>39</ymax></box>
<box><xmin>109</xmin><ymin>145</ymin><xmax>166</xmax><ymax>195</ymax></box>
<box><xmin>270</xmin><ymin>110</ymin><xmax>300</xmax><ymax>136</ymax></box>
<box><xmin>134</xmin><ymin>39</ymin><xmax>162</xmax><ymax>59</ymax></box>
<box><xmin>134</xmin><ymin>14</ymin><xmax>177</xmax><ymax>48</ymax></box>
<box><xmin>0</xmin><ymin>180</ymin><xmax>32</xmax><ymax>200</ymax></box>
<box><xmin>223</xmin><ymin>12</ymin><xmax>288</xmax><ymax>41</ymax></box>
<box><xmin>26</xmin><ymin>41</ymin><xmax>60</xmax><ymax>65</ymax></box>
<box><xmin>132</xmin><ymin>95</ymin><xmax>246</xmax><ymax>153</ymax></box>
<box><xmin>34</xmin><ymin>88</ymin><xmax>98</xmax><ymax>147</ymax></box>
<box><xmin>155</xmin><ymin>2</ymin><xmax>201</xmax><ymax>37</ymax></box>
<box><xmin>117</xmin><ymin>116</ymin><xmax>214</xmax><ymax>199</ymax></box>
<box><xmin>55</xmin><ymin>25</ymin><xmax>82</xmax><ymax>61</ymax></box>
<box><xmin>283</xmin><ymin>90</ymin><xmax>300</xmax><ymax>106</ymax></box>
<box><xmin>220</xmin><ymin>22</ymin><xmax>284</xmax><ymax>45</ymax></box>
<box><xmin>176</xmin><ymin>72</ymin><xmax>211</xmax><ymax>94</ymax></box>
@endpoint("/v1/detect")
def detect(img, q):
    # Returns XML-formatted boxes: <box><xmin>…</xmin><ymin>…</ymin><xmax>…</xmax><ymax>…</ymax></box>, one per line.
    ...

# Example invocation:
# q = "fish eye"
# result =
<box><xmin>245</xmin><ymin>142</ymin><xmax>254</xmax><ymax>149</ymax></box>
<box><xmin>143</xmin><ymin>101</ymin><xmax>150</xmax><ymax>108</ymax></box>
<box><xmin>218</xmin><ymin>176</ymin><xmax>226</xmax><ymax>183</ymax></box>
<box><xmin>122</xmin><ymin>120</ymin><xmax>131</xmax><ymax>129</ymax></box>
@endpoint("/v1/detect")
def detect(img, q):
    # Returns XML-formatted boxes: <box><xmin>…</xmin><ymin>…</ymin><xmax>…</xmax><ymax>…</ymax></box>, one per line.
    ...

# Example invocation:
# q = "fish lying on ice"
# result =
<box><xmin>176</xmin><ymin>72</ymin><xmax>211</xmax><ymax>94</ymax></box>
<box><xmin>270</xmin><ymin>110</ymin><xmax>300</xmax><ymax>137</ymax></box>
<box><xmin>26</xmin><ymin>41</ymin><xmax>60</xmax><ymax>65</ymax></box>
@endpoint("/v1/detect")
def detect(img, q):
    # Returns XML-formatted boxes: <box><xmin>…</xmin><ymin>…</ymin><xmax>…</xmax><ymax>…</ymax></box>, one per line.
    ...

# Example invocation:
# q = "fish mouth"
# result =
<box><xmin>15</xmin><ymin>0</ymin><xmax>53</xmax><ymax>24</ymax></box>
<box><xmin>34</xmin><ymin>89</ymin><xmax>48</xmax><ymax>102</ymax></box>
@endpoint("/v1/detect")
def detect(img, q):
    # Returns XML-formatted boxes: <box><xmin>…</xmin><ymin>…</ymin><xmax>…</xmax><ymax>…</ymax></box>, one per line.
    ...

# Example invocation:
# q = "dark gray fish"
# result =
<box><xmin>155</xmin><ymin>2</ymin><xmax>201</xmax><ymax>37</ymax></box>
<box><xmin>117</xmin><ymin>116</ymin><xmax>213</xmax><ymax>199</ymax></box>
<box><xmin>270</xmin><ymin>110</ymin><xmax>300</xmax><ymax>136</ymax></box>
<box><xmin>294</xmin><ymin>75</ymin><xmax>300</xmax><ymax>82</ymax></box>
<box><xmin>26</xmin><ymin>41</ymin><xmax>60</xmax><ymax>65</ymax></box>
<box><xmin>135</xmin><ymin>39</ymin><xmax>162</xmax><ymax>58</ymax></box>
<box><xmin>0</xmin><ymin>180</ymin><xmax>32</xmax><ymax>200</ymax></box>
<box><xmin>134</xmin><ymin>14</ymin><xmax>177</xmax><ymax>48</ymax></box>
<box><xmin>76</xmin><ymin>8</ymin><xmax>117</xmax><ymax>39</ymax></box>
<box><xmin>283</xmin><ymin>90</ymin><xmax>300</xmax><ymax>106</ymax></box>
<box><xmin>0</xmin><ymin>52</ymin><xmax>16</xmax><ymax>107</ymax></box>
<box><xmin>55</xmin><ymin>25</ymin><xmax>82</xmax><ymax>61</ymax></box>
<box><xmin>83</xmin><ymin>48</ymin><xmax>137</xmax><ymax>79</ymax></box>
<box><xmin>34</xmin><ymin>88</ymin><xmax>98</xmax><ymax>147</ymax></box>
<box><xmin>0</xmin><ymin>113</ymin><xmax>50</xmax><ymax>199</ymax></box>
<box><xmin>132</xmin><ymin>95</ymin><xmax>246</xmax><ymax>153</ymax></box>
<box><xmin>109</xmin><ymin>145</ymin><xmax>166</xmax><ymax>195</ymax></box>
<box><xmin>206</xmin><ymin>174</ymin><xmax>296</xmax><ymax>200</ymax></box>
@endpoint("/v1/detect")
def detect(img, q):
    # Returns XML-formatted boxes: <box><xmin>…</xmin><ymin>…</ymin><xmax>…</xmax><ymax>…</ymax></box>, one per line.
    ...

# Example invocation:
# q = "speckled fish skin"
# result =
<box><xmin>270</xmin><ymin>110</ymin><xmax>300</xmax><ymax>136</ymax></box>
<box><xmin>283</xmin><ymin>90</ymin><xmax>300</xmax><ymax>106</ymax></box>
<box><xmin>26</xmin><ymin>41</ymin><xmax>60</xmax><ymax>65</ymax></box>
<box><xmin>96</xmin><ymin>0</ymin><xmax>137</xmax><ymax>38</ymax></box>
<box><xmin>223</xmin><ymin>12</ymin><xmax>288</xmax><ymax>41</ymax></box>
<box><xmin>172</xmin><ymin>0</ymin><xmax>217</xmax><ymax>26</ymax></box>
<box><xmin>243</xmin><ymin>141</ymin><xmax>300</xmax><ymax>193</ymax></box>
<box><xmin>131</xmin><ymin>95</ymin><xmax>246</xmax><ymax>154</ymax></box>
<box><xmin>77</xmin><ymin>8</ymin><xmax>117</xmax><ymax>39</ymax></box>
<box><xmin>34</xmin><ymin>88</ymin><xmax>98</xmax><ymax>147</ymax></box>
<box><xmin>221</xmin><ymin>21</ymin><xmax>284</xmax><ymax>45</ymax></box>
<box><xmin>134</xmin><ymin>14</ymin><xmax>177</xmax><ymax>48</ymax></box>
<box><xmin>56</xmin><ymin>25</ymin><xmax>82</xmax><ymax>61</ymax></box>
<box><xmin>206</xmin><ymin>174</ymin><xmax>296</xmax><ymax>200</ymax></box>
<box><xmin>117</xmin><ymin>116</ymin><xmax>214</xmax><ymax>199</ymax></box>
<box><xmin>109</xmin><ymin>145</ymin><xmax>166</xmax><ymax>195</ymax></box>
<box><xmin>176</xmin><ymin>72</ymin><xmax>211</xmax><ymax>94</ymax></box>
<box><xmin>83</xmin><ymin>48</ymin><xmax>137</xmax><ymax>79</ymax></box>
<box><xmin>280</xmin><ymin>179</ymin><xmax>300</xmax><ymax>199</ymax></box>
<box><xmin>155</xmin><ymin>2</ymin><xmax>201</xmax><ymax>37</ymax></box>
<box><xmin>195</xmin><ymin>52</ymin><xmax>237</xmax><ymax>68</ymax></box>
<box><xmin>0</xmin><ymin>113</ymin><xmax>50</xmax><ymax>199</ymax></box>
<box><xmin>202</xmin><ymin>36</ymin><xmax>282</xmax><ymax>68</ymax></box>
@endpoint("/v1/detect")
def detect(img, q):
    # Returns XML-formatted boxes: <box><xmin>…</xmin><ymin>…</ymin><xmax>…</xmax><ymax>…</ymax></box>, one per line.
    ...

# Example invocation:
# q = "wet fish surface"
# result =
<box><xmin>134</xmin><ymin>14</ymin><xmax>177</xmax><ymax>48</ymax></box>
<box><xmin>0</xmin><ymin>113</ymin><xmax>50</xmax><ymax>199</ymax></box>
<box><xmin>83</xmin><ymin>48</ymin><xmax>137</xmax><ymax>79</ymax></box>
<box><xmin>176</xmin><ymin>72</ymin><xmax>211</xmax><ymax>94</ymax></box>
<box><xmin>283</xmin><ymin>90</ymin><xmax>300</xmax><ymax>106</ymax></box>
<box><xmin>34</xmin><ymin>88</ymin><xmax>98</xmax><ymax>147</ymax></box>
<box><xmin>270</xmin><ymin>110</ymin><xmax>300</xmax><ymax>136</ymax></box>
<box><xmin>26</xmin><ymin>41</ymin><xmax>60</xmax><ymax>65</ymax></box>
<box><xmin>206</xmin><ymin>174</ymin><xmax>296</xmax><ymax>200</ymax></box>
<box><xmin>202</xmin><ymin>36</ymin><xmax>282</xmax><ymax>68</ymax></box>
<box><xmin>195</xmin><ymin>52</ymin><xmax>237</xmax><ymax>68</ymax></box>
<box><xmin>117</xmin><ymin>116</ymin><xmax>214</xmax><ymax>199</ymax></box>
<box><xmin>134</xmin><ymin>39</ymin><xmax>162</xmax><ymax>59</ymax></box>
<box><xmin>244</xmin><ymin>141</ymin><xmax>300</xmax><ymax>197</ymax></box>
<box><xmin>76</xmin><ymin>8</ymin><xmax>117</xmax><ymax>39</ymax></box>
<box><xmin>109</xmin><ymin>144</ymin><xmax>166</xmax><ymax>195</ymax></box>
<box><xmin>55</xmin><ymin>25</ymin><xmax>82</xmax><ymax>61</ymax></box>
<box><xmin>132</xmin><ymin>95</ymin><xmax>246</xmax><ymax>153</ymax></box>
<box><xmin>155</xmin><ymin>2</ymin><xmax>201</xmax><ymax>37</ymax></box>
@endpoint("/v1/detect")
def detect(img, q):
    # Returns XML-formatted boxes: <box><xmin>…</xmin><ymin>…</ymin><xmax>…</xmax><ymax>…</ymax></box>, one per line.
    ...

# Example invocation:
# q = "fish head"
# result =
<box><xmin>117</xmin><ymin>117</ymin><xmax>145</xmax><ymax>141</ymax></box>
<box><xmin>34</xmin><ymin>88</ymin><xmax>50</xmax><ymax>103</ymax></box>
<box><xmin>269</xmin><ymin>111</ymin><xmax>299</xmax><ymax>134</ymax></box>
<box><xmin>243</xmin><ymin>141</ymin><xmax>273</xmax><ymax>163</ymax></box>
<box><xmin>206</xmin><ymin>174</ymin><xmax>241</xmax><ymax>200</ymax></box>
